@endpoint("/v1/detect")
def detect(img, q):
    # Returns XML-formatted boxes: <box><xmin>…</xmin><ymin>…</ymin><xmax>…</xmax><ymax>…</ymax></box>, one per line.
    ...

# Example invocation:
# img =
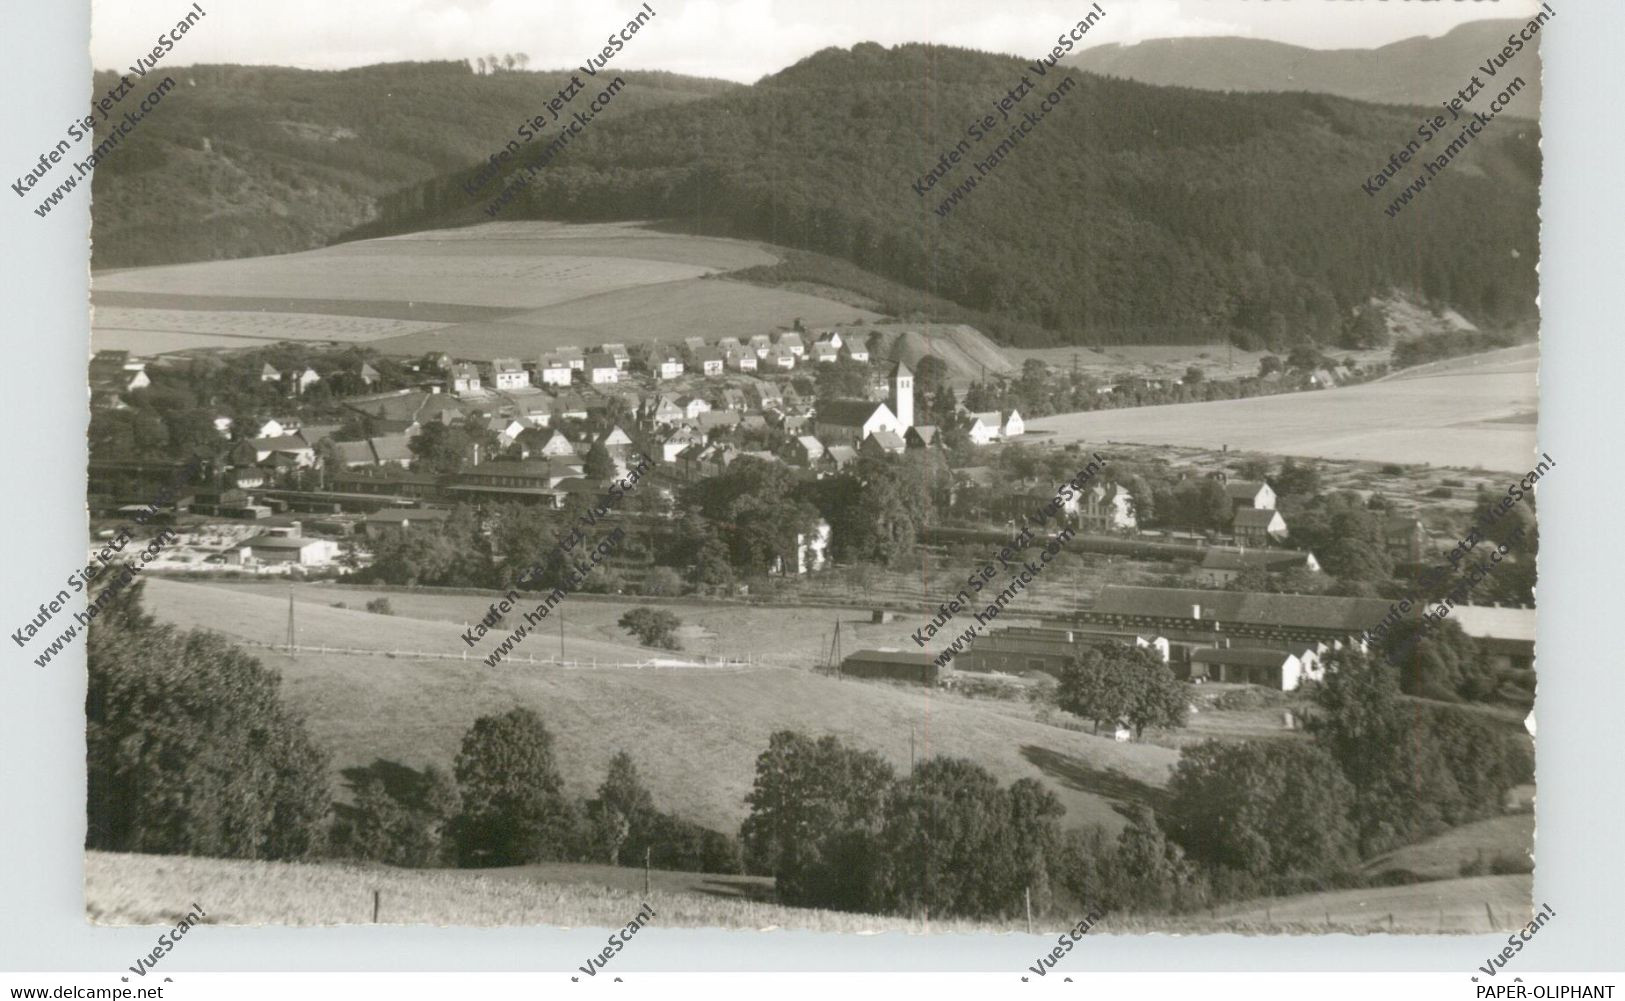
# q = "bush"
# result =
<box><xmin>330</xmin><ymin>601</ymin><xmax>348</xmax><ymax>609</ymax></box>
<box><xmin>1490</xmin><ymin>851</ymin><xmax>1535</xmax><ymax>875</ymax></box>
<box><xmin>1427</xmin><ymin>486</ymin><xmax>1453</xmax><ymax>499</ymax></box>
<box><xmin>1442</xmin><ymin>478</ymin><xmax>1467</xmax><ymax>487</ymax></box>
<box><xmin>618</xmin><ymin>607</ymin><xmax>683</xmax><ymax>650</ymax></box>
<box><xmin>640</xmin><ymin>566</ymin><xmax>684</xmax><ymax>597</ymax></box>
<box><xmin>1380</xmin><ymin>464</ymin><xmax>1406</xmax><ymax>476</ymax></box>
<box><xmin>366</xmin><ymin>597</ymin><xmax>393</xmax><ymax>615</ymax></box>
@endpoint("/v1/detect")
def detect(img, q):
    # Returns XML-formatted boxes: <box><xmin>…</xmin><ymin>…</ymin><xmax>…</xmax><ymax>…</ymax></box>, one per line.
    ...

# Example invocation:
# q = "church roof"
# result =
<box><xmin>817</xmin><ymin>400</ymin><xmax>890</xmax><ymax>428</ymax></box>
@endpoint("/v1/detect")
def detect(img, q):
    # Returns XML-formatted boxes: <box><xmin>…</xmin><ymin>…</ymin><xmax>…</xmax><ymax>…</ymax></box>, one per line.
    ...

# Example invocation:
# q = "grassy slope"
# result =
<box><xmin>141</xmin><ymin>578</ymin><xmax>1178</xmax><ymax>834</ymax></box>
<box><xmin>87</xmin><ymin>851</ymin><xmax>1531</xmax><ymax>934</ymax></box>
<box><xmin>1363</xmin><ymin>814</ymin><xmax>1536</xmax><ymax>881</ymax></box>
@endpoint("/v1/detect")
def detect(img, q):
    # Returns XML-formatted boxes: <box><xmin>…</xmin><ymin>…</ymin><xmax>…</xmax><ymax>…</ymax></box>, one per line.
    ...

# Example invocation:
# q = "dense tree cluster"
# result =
<box><xmin>371</xmin><ymin>43</ymin><xmax>1546</xmax><ymax>349</ymax></box>
<box><xmin>87</xmin><ymin>584</ymin><xmax>332</xmax><ymax>860</ymax></box>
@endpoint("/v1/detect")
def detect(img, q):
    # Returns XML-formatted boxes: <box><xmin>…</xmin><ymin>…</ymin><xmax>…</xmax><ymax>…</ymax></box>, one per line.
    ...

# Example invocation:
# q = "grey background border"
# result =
<box><xmin>1</xmin><ymin>0</ymin><xmax>1616</xmax><ymax>974</ymax></box>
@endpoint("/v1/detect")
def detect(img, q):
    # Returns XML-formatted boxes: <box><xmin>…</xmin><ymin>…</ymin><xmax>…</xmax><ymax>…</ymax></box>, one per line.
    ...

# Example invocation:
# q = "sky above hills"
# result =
<box><xmin>90</xmin><ymin>0</ymin><xmax>1544</xmax><ymax>83</ymax></box>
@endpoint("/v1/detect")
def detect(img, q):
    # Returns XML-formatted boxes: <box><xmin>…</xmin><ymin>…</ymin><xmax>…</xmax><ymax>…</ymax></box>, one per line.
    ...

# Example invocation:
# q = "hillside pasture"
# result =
<box><xmin>1026</xmin><ymin>345</ymin><xmax>1539</xmax><ymax>472</ymax></box>
<box><xmin>138</xmin><ymin>578</ymin><xmax>1177</xmax><ymax>834</ymax></box>
<box><xmin>91</xmin><ymin>307</ymin><xmax>451</xmax><ymax>353</ymax></box>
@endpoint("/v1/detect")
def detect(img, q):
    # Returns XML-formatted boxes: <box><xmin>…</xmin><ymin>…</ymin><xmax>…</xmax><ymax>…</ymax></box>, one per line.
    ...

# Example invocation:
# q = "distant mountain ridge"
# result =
<box><xmin>1069</xmin><ymin>20</ymin><xmax>1541</xmax><ymax>112</ymax></box>
<box><xmin>88</xmin><ymin>61</ymin><xmax>741</xmax><ymax>268</ymax></box>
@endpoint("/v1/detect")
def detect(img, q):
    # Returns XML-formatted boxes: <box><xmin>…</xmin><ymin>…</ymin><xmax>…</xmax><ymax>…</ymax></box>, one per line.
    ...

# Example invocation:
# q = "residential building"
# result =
<box><xmin>905</xmin><ymin>425</ymin><xmax>938</xmax><ymax>450</ymax></box>
<box><xmin>1198</xmin><ymin>548</ymin><xmax>1322</xmax><ymax>586</ymax></box>
<box><xmin>449</xmin><ymin>363</ymin><xmax>482</xmax><ymax>395</ymax></box>
<box><xmin>1224</xmin><ymin>480</ymin><xmax>1277</xmax><ymax>511</ymax></box>
<box><xmin>586</xmin><ymin>353</ymin><xmax>620</xmax><ymax>385</ymax></box>
<box><xmin>601</xmin><ymin>343</ymin><xmax>631</xmax><ymax>370</ymax></box>
<box><xmin>487</xmin><ymin>358</ymin><xmax>529</xmax><ymax>391</ymax></box>
<box><xmin>536</xmin><ymin>356</ymin><xmax>574</xmax><ymax>387</ymax></box>
<box><xmin>1233</xmin><ymin>507</ymin><xmax>1289</xmax><ymax>546</ymax></box>
<box><xmin>861</xmin><ymin>429</ymin><xmax>906</xmax><ymax>457</ymax></box>
<box><xmin>692</xmin><ymin>347</ymin><xmax>725</xmax><ymax>377</ymax></box>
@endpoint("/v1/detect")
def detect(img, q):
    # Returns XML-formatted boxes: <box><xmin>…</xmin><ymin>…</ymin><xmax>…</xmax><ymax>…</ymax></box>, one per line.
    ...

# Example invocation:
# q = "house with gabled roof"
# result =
<box><xmin>449</xmin><ymin>363</ymin><xmax>482</xmax><ymax>395</ymax></box>
<box><xmin>660</xmin><ymin>426</ymin><xmax>704</xmax><ymax>463</ymax></box>
<box><xmin>692</xmin><ymin>347</ymin><xmax>725</xmax><ymax>377</ymax></box>
<box><xmin>1224</xmin><ymin>480</ymin><xmax>1277</xmax><ymax>511</ymax></box>
<box><xmin>789</xmin><ymin>435</ymin><xmax>825</xmax><ymax>467</ymax></box>
<box><xmin>487</xmin><ymin>358</ymin><xmax>529</xmax><ymax>391</ymax></box>
<box><xmin>555</xmin><ymin>346</ymin><xmax>586</xmax><ymax>370</ymax></box>
<box><xmin>841</xmin><ymin>341</ymin><xmax>870</xmax><ymax>363</ymax></box>
<box><xmin>260</xmin><ymin>362</ymin><xmax>282</xmax><ymax>383</ymax></box>
<box><xmin>821</xmin><ymin>444</ymin><xmax>858</xmax><ymax>471</ymax></box>
<box><xmin>763</xmin><ymin>347</ymin><xmax>796</xmax><ymax>371</ymax></box>
<box><xmin>358</xmin><ymin>362</ymin><xmax>381</xmax><ymax>386</ymax></box>
<box><xmin>727</xmin><ymin>349</ymin><xmax>758</xmax><ymax>373</ymax></box>
<box><xmin>287</xmin><ymin>366</ymin><xmax>322</xmax><ymax>395</ymax></box>
<box><xmin>600</xmin><ymin>343</ymin><xmax>631</xmax><ymax>369</ymax></box>
<box><xmin>748</xmin><ymin>334</ymin><xmax>774</xmax><ymax>358</ymax></box>
<box><xmin>649</xmin><ymin>395</ymin><xmax>684</xmax><ymax>427</ymax></box>
<box><xmin>538</xmin><ymin>430</ymin><xmax>579</xmax><ymax>459</ymax></box>
<box><xmin>776</xmin><ymin>331</ymin><xmax>805</xmax><ymax>357</ymax></box>
<box><xmin>811</xmin><ymin>343</ymin><xmax>839</xmax><ymax>364</ymax></box>
<box><xmin>861</xmin><ymin>429</ymin><xmax>907</xmax><ymax>457</ymax></box>
<box><xmin>905</xmin><ymin>425</ymin><xmax>938</xmax><ymax>450</ymax></box>
<box><xmin>644</xmin><ymin>344</ymin><xmax>684</xmax><ymax>380</ymax></box>
<box><xmin>536</xmin><ymin>355</ymin><xmax>573</xmax><ymax>387</ymax></box>
<box><xmin>678</xmin><ymin>395</ymin><xmax>712</xmax><ymax>420</ymax></box>
<box><xmin>1234</xmin><ymin>507</ymin><xmax>1289</xmax><ymax>546</ymax></box>
<box><xmin>586</xmin><ymin>353</ymin><xmax>620</xmax><ymax>385</ymax></box>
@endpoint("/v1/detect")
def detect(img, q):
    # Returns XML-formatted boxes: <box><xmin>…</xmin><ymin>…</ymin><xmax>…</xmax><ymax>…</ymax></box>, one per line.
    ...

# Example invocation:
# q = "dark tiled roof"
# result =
<box><xmin>1191</xmin><ymin>647</ymin><xmax>1293</xmax><ymax>667</ymax></box>
<box><xmin>817</xmin><ymin>400</ymin><xmax>887</xmax><ymax>427</ymax></box>
<box><xmin>1233</xmin><ymin>508</ymin><xmax>1283</xmax><ymax>529</ymax></box>
<box><xmin>1092</xmin><ymin>585</ymin><xmax>1392</xmax><ymax>632</ymax></box>
<box><xmin>844</xmin><ymin>649</ymin><xmax>935</xmax><ymax>666</ymax></box>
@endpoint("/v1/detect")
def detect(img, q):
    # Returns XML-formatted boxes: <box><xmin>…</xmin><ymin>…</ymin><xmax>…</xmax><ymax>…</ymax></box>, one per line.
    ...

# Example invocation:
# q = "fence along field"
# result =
<box><xmin>139</xmin><ymin>578</ymin><xmax>1175</xmax><ymax>836</ymax></box>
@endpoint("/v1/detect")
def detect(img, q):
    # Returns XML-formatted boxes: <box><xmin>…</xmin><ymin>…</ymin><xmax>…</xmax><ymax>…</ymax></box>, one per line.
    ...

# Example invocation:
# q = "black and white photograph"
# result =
<box><xmin>8</xmin><ymin>0</ymin><xmax>1620</xmax><ymax>994</ymax></box>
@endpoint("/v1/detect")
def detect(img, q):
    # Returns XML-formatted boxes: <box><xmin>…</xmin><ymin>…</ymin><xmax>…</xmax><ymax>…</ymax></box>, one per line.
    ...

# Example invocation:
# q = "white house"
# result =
<box><xmin>536</xmin><ymin>356</ymin><xmax>573</xmax><ymax>387</ymax></box>
<box><xmin>586</xmin><ymin>353</ymin><xmax>620</xmax><ymax>385</ymax></box>
<box><xmin>449</xmin><ymin>363</ymin><xmax>482</xmax><ymax>395</ymax></box>
<box><xmin>487</xmin><ymin>358</ymin><xmax>530</xmax><ymax>391</ymax></box>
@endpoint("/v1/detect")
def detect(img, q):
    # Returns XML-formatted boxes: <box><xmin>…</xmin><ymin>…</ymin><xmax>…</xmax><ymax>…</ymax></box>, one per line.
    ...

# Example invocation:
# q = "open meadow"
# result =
<box><xmin>90</xmin><ymin>221</ymin><xmax>884</xmax><ymax>357</ymax></box>
<box><xmin>87</xmin><ymin>851</ymin><xmax>1530</xmax><ymax>935</ymax></box>
<box><xmin>140</xmin><ymin>578</ymin><xmax>1179</xmax><ymax>835</ymax></box>
<box><xmin>1026</xmin><ymin>345</ymin><xmax>1539</xmax><ymax>473</ymax></box>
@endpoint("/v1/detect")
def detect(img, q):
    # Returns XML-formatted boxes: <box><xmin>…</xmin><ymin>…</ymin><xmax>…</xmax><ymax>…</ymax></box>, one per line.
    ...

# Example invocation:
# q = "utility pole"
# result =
<box><xmin>559</xmin><ymin>605</ymin><xmax>565</xmax><ymax>662</ymax></box>
<box><xmin>644</xmin><ymin>847</ymin><xmax>651</xmax><ymax>898</ymax></box>
<box><xmin>285</xmin><ymin>587</ymin><xmax>296</xmax><ymax>658</ymax></box>
<box><xmin>910</xmin><ymin>723</ymin><xmax>916</xmax><ymax>772</ymax></box>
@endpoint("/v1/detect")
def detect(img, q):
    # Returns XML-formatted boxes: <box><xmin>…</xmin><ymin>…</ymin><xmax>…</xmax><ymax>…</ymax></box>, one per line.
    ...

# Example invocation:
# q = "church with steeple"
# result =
<box><xmin>812</xmin><ymin>359</ymin><xmax>914</xmax><ymax>447</ymax></box>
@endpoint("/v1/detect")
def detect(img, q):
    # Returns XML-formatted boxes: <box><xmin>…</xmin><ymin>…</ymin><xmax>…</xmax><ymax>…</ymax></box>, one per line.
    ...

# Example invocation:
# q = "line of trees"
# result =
<box><xmin>740</xmin><ymin>646</ymin><xmax>1532</xmax><ymax>921</ymax></box>
<box><xmin>87</xmin><ymin>588</ymin><xmax>737</xmax><ymax>874</ymax></box>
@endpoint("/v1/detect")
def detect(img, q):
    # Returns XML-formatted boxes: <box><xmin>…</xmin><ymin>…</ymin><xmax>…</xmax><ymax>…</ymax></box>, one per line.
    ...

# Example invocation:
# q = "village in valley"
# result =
<box><xmin>88</xmin><ymin>315</ymin><xmax>1535</xmax><ymax>701</ymax></box>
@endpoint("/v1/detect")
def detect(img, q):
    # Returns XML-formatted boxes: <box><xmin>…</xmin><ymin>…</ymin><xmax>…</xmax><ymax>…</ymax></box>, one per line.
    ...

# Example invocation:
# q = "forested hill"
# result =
<box><xmin>87</xmin><ymin>61</ymin><xmax>740</xmax><ymax>268</ymax></box>
<box><xmin>364</xmin><ymin>43</ymin><xmax>1539</xmax><ymax>348</ymax></box>
<box><xmin>1069</xmin><ymin>20</ymin><xmax>1542</xmax><ymax>113</ymax></box>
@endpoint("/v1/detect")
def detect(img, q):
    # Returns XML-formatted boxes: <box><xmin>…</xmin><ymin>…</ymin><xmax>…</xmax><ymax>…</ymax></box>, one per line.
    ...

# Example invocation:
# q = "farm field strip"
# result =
<box><xmin>1027</xmin><ymin>346</ymin><xmax>1539</xmax><ymax>472</ymax></box>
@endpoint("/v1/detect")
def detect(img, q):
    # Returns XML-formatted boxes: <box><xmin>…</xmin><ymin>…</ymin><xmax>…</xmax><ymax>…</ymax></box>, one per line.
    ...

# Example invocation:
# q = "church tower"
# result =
<box><xmin>889</xmin><ymin>359</ymin><xmax>913</xmax><ymax>430</ymax></box>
